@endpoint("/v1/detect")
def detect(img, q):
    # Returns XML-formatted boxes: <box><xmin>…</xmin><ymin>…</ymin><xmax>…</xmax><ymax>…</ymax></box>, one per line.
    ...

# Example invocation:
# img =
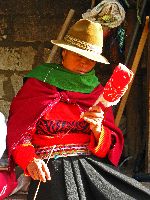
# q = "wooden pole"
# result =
<box><xmin>46</xmin><ymin>9</ymin><xmax>75</xmax><ymax>63</ymax></box>
<box><xmin>115</xmin><ymin>16</ymin><xmax>149</xmax><ymax>126</ymax></box>
<box><xmin>146</xmin><ymin>24</ymin><xmax>150</xmax><ymax>173</ymax></box>
<box><xmin>91</xmin><ymin>0</ymin><xmax>96</xmax><ymax>9</ymax></box>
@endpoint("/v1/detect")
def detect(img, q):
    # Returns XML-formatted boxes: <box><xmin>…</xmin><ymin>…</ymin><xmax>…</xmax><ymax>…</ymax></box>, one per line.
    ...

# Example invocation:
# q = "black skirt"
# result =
<box><xmin>27</xmin><ymin>155</ymin><xmax>150</xmax><ymax>200</ymax></box>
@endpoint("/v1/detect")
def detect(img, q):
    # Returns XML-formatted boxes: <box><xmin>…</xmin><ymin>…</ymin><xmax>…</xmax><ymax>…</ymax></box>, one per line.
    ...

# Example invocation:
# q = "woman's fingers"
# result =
<box><xmin>83</xmin><ymin>116</ymin><xmax>99</xmax><ymax>125</ymax></box>
<box><xmin>90</xmin><ymin>123</ymin><xmax>102</xmax><ymax>133</ymax></box>
<box><xmin>41</xmin><ymin>160</ymin><xmax>51</xmax><ymax>180</ymax></box>
<box><xmin>37</xmin><ymin>161</ymin><xmax>47</xmax><ymax>182</ymax></box>
<box><xmin>83</xmin><ymin>111</ymin><xmax>104</xmax><ymax>119</ymax></box>
<box><xmin>30</xmin><ymin>169</ymin><xmax>39</xmax><ymax>180</ymax></box>
<box><xmin>82</xmin><ymin>106</ymin><xmax>104</xmax><ymax>123</ymax></box>
<box><xmin>89</xmin><ymin>105</ymin><xmax>103</xmax><ymax>112</ymax></box>
<box><xmin>84</xmin><ymin>116</ymin><xmax>102</xmax><ymax>130</ymax></box>
<box><xmin>83</xmin><ymin>112</ymin><xmax>104</xmax><ymax>118</ymax></box>
<box><xmin>82</xmin><ymin>105</ymin><xmax>104</xmax><ymax>119</ymax></box>
<box><xmin>27</xmin><ymin>158</ymin><xmax>51</xmax><ymax>182</ymax></box>
<box><xmin>80</xmin><ymin>105</ymin><xmax>104</xmax><ymax>137</ymax></box>
<box><xmin>28</xmin><ymin>165</ymin><xmax>40</xmax><ymax>181</ymax></box>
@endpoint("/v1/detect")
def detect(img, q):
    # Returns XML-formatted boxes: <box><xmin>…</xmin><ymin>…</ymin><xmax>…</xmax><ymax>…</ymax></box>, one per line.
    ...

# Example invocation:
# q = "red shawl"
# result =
<box><xmin>7</xmin><ymin>78</ymin><xmax>124</xmax><ymax>167</ymax></box>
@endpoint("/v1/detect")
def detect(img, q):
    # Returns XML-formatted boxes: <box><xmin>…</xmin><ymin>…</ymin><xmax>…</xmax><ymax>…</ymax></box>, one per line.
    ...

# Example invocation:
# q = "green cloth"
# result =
<box><xmin>25</xmin><ymin>63</ymin><xmax>100</xmax><ymax>93</ymax></box>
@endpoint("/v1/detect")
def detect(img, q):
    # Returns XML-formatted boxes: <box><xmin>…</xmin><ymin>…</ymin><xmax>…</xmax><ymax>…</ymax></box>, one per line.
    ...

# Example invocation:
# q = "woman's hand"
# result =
<box><xmin>81</xmin><ymin>106</ymin><xmax>104</xmax><ymax>140</ymax></box>
<box><xmin>27</xmin><ymin>158</ymin><xmax>51</xmax><ymax>182</ymax></box>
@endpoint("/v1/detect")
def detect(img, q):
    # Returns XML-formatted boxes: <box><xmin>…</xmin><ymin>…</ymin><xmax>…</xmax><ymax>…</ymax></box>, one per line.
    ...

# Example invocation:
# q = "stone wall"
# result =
<box><xmin>0</xmin><ymin>0</ymin><xmax>92</xmax><ymax>117</ymax></box>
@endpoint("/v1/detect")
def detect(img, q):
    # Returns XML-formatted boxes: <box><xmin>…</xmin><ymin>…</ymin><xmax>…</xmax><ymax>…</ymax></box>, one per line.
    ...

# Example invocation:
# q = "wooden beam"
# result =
<box><xmin>146</xmin><ymin>30</ymin><xmax>150</xmax><ymax>173</ymax></box>
<box><xmin>115</xmin><ymin>16</ymin><xmax>150</xmax><ymax>126</ymax></box>
<box><xmin>46</xmin><ymin>9</ymin><xmax>75</xmax><ymax>63</ymax></box>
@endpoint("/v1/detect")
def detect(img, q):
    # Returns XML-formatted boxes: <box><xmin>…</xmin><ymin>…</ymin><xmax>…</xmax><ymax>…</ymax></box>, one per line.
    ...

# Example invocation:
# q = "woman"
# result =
<box><xmin>7</xmin><ymin>19</ymin><xmax>150</xmax><ymax>200</ymax></box>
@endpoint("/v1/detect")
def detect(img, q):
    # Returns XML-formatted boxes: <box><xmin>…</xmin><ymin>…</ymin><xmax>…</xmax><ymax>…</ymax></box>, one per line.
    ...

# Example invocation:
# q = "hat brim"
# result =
<box><xmin>51</xmin><ymin>40</ymin><xmax>110</xmax><ymax>64</ymax></box>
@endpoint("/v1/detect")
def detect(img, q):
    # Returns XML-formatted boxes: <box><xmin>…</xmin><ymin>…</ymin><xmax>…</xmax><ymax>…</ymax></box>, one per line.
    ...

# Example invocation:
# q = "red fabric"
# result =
<box><xmin>44</xmin><ymin>102</ymin><xmax>81</xmax><ymax>121</ymax></box>
<box><xmin>32</xmin><ymin>134</ymin><xmax>90</xmax><ymax>147</ymax></box>
<box><xmin>88</xmin><ymin>126</ymin><xmax>112</xmax><ymax>158</ymax></box>
<box><xmin>12</xmin><ymin>145</ymin><xmax>37</xmax><ymax>171</ymax></box>
<box><xmin>7</xmin><ymin>78</ymin><xmax>124</xmax><ymax>168</ymax></box>
<box><xmin>0</xmin><ymin>170</ymin><xmax>17</xmax><ymax>200</ymax></box>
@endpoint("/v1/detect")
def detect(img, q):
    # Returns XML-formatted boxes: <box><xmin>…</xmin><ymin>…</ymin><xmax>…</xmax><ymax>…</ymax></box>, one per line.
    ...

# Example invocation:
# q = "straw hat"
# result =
<box><xmin>51</xmin><ymin>19</ymin><xmax>109</xmax><ymax>64</ymax></box>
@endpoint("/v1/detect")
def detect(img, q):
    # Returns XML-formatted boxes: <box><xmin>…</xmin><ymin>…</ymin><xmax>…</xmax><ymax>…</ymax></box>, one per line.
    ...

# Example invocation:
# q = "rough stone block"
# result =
<box><xmin>0</xmin><ymin>16</ymin><xmax>8</xmax><ymax>40</ymax></box>
<box><xmin>0</xmin><ymin>47</ymin><xmax>36</xmax><ymax>71</ymax></box>
<box><xmin>0</xmin><ymin>100</ymin><xmax>10</xmax><ymax>118</ymax></box>
<box><xmin>0</xmin><ymin>74</ymin><xmax>8</xmax><ymax>98</ymax></box>
<box><xmin>10</xmin><ymin>73</ymin><xmax>23</xmax><ymax>95</ymax></box>
<box><xmin>1</xmin><ymin>0</ymin><xmax>91</xmax><ymax>42</ymax></box>
<box><xmin>12</xmin><ymin>15</ymin><xmax>63</xmax><ymax>42</ymax></box>
<box><xmin>0</xmin><ymin>0</ymin><xmax>91</xmax><ymax>15</ymax></box>
<box><xmin>0</xmin><ymin>0</ymin><xmax>37</xmax><ymax>15</ymax></box>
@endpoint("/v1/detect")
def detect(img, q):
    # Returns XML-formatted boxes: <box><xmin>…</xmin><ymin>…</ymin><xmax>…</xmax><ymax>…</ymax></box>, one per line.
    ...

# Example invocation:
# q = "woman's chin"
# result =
<box><xmin>79</xmin><ymin>71</ymin><xmax>86</xmax><ymax>74</ymax></box>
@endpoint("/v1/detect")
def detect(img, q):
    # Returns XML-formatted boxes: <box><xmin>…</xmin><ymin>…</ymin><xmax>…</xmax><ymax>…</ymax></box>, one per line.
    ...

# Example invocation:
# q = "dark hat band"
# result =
<box><xmin>64</xmin><ymin>34</ymin><xmax>102</xmax><ymax>55</ymax></box>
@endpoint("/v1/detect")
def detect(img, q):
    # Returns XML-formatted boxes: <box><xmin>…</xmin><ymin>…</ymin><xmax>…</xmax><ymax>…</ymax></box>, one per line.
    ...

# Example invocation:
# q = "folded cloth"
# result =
<box><xmin>10</xmin><ymin>173</ymin><xmax>30</xmax><ymax>195</ymax></box>
<box><xmin>82</xmin><ymin>0</ymin><xmax>125</xmax><ymax>28</ymax></box>
<box><xmin>0</xmin><ymin>170</ymin><xmax>17</xmax><ymax>199</ymax></box>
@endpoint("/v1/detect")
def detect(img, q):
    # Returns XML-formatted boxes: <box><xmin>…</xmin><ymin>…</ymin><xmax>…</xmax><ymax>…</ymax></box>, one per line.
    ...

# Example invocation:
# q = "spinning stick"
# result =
<box><xmin>115</xmin><ymin>16</ymin><xmax>149</xmax><ymax>126</ymax></box>
<box><xmin>93</xmin><ymin>63</ymin><xmax>134</xmax><ymax>110</ymax></box>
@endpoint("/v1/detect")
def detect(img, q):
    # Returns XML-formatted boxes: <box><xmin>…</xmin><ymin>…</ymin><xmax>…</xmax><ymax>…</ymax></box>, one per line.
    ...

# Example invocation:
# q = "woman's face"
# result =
<box><xmin>62</xmin><ymin>50</ymin><xmax>96</xmax><ymax>74</ymax></box>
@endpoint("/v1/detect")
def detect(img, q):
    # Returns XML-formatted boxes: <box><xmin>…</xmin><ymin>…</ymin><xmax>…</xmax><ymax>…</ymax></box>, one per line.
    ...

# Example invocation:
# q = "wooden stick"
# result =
<box><xmin>147</xmin><ymin>36</ymin><xmax>150</xmax><ymax>173</ymax></box>
<box><xmin>46</xmin><ymin>9</ymin><xmax>75</xmax><ymax>63</ymax></box>
<box><xmin>91</xmin><ymin>0</ymin><xmax>96</xmax><ymax>9</ymax></box>
<box><xmin>115</xmin><ymin>16</ymin><xmax>149</xmax><ymax>126</ymax></box>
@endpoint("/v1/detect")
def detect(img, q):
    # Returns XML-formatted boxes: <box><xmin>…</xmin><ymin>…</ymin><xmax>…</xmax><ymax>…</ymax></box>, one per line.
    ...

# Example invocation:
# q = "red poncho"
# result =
<box><xmin>7</xmin><ymin>78</ymin><xmax>124</xmax><ymax>168</ymax></box>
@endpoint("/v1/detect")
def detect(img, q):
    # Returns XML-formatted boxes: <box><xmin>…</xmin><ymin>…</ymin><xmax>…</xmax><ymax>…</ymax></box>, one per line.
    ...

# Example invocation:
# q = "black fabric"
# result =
<box><xmin>27</xmin><ymin>155</ymin><xmax>150</xmax><ymax>200</ymax></box>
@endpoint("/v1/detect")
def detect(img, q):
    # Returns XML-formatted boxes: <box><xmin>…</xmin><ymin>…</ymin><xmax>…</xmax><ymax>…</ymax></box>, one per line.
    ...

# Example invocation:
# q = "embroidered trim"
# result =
<box><xmin>35</xmin><ymin>143</ymin><xmax>91</xmax><ymax>159</ymax></box>
<box><xmin>64</xmin><ymin>34</ymin><xmax>102</xmax><ymax>55</ymax></box>
<box><xmin>35</xmin><ymin>119</ymin><xmax>91</xmax><ymax>136</ymax></box>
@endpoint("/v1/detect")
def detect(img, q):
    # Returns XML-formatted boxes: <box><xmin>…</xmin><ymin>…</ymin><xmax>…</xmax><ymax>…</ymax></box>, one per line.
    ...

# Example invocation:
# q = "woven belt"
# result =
<box><xmin>35</xmin><ymin>143</ymin><xmax>91</xmax><ymax>160</ymax></box>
